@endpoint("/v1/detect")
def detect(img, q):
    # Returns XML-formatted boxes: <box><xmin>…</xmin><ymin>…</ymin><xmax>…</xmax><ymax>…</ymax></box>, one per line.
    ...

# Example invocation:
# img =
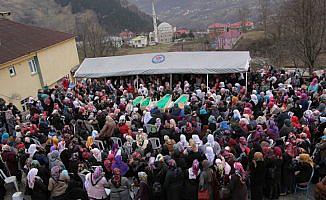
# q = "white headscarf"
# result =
<box><xmin>206</xmin><ymin>134</ymin><xmax>215</xmax><ymax>147</ymax></box>
<box><xmin>233</xmin><ymin>109</ymin><xmax>241</xmax><ymax>120</ymax></box>
<box><xmin>251</xmin><ymin>94</ymin><xmax>258</xmax><ymax>105</ymax></box>
<box><xmin>28</xmin><ymin>144</ymin><xmax>37</xmax><ymax>158</ymax></box>
<box><xmin>143</xmin><ymin>112</ymin><xmax>152</xmax><ymax>125</ymax></box>
<box><xmin>27</xmin><ymin>168</ymin><xmax>39</xmax><ymax>189</ymax></box>
<box><xmin>91</xmin><ymin>148</ymin><xmax>102</xmax><ymax>162</ymax></box>
<box><xmin>205</xmin><ymin>146</ymin><xmax>215</xmax><ymax>165</ymax></box>
<box><xmin>178</xmin><ymin>134</ymin><xmax>189</xmax><ymax>150</ymax></box>
<box><xmin>192</xmin><ymin>135</ymin><xmax>202</xmax><ymax>146</ymax></box>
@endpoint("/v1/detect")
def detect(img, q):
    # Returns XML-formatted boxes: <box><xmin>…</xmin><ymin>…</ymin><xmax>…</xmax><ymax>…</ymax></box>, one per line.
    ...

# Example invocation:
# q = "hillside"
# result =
<box><xmin>128</xmin><ymin>0</ymin><xmax>280</xmax><ymax>29</ymax></box>
<box><xmin>0</xmin><ymin>0</ymin><xmax>152</xmax><ymax>34</ymax></box>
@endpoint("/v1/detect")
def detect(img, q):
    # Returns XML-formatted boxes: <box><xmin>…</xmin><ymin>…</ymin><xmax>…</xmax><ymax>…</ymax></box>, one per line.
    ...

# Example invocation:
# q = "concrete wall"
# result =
<box><xmin>37</xmin><ymin>38</ymin><xmax>79</xmax><ymax>86</ymax></box>
<box><xmin>0</xmin><ymin>53</ymin><xmax>41</xmax><ymax>107</ymax></box>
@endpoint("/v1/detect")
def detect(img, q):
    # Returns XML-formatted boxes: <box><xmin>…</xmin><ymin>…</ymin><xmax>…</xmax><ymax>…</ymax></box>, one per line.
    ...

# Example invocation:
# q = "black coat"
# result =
<box><xmin>294</xmin><ymin>162</ymin><xmax>313</xmax><ymax>183</ymax></box>
<box><xmin>163</xmin><ymin>168</ymin><xmax>184</xmax><ymax>200</ymax></box>
<box><xmin>249</xmin><ymin>161</ymin><xmax>266</xmax><ymax>200</ymax></box>
<box><xmin>30</xmin><ymin>179</ymin><xmax>49</xmax><ymax>200</ymax></box>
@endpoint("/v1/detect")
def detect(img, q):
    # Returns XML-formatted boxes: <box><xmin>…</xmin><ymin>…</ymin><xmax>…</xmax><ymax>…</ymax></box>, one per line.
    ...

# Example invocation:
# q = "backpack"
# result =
<box><xmin>152</xmin><ymin>181</ymin><xmax>162</xmax><ymax>195</ymax></box>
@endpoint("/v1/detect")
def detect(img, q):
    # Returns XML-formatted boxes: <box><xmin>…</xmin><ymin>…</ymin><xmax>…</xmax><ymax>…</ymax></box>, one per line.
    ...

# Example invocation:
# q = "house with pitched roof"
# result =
<box><xmin>0</xmin><ymin>18</ymin><xmax>79</xmax><ymax>109</ymax></box>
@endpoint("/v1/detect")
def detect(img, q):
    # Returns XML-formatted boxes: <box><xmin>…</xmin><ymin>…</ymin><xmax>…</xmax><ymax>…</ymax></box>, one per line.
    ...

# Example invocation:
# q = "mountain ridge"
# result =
<box><xmin>0</xmin><ymin>0</ymin><xmax>153</xmax><ymax>34</ymax></box>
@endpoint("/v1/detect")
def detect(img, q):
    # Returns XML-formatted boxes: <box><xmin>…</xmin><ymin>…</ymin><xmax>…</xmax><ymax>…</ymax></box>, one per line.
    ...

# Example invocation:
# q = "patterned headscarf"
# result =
<box><xmin>51</xmin><ymin>166</ymin><xmax>61</xmax><ymax>181</ymax></box>
<box><xmin>192</xmin><ymin>159</ymin><xmax>200</xmax><ymax>176</ymax></box>
<box><xmin>92</xmin><ymin>166</ymin><xmax>103</xmax><ymax>183</ymax></box>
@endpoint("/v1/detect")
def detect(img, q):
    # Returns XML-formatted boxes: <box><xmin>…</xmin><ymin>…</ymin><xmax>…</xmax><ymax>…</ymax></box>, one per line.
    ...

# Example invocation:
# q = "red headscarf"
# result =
<box><xmin>291</xmin><ymin>116</ymin><xmax>301</xmax><ymax>129</ymax></box>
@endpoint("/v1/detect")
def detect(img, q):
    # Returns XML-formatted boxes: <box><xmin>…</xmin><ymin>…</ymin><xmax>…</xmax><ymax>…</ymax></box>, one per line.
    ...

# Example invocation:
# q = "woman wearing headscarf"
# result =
<box><xmin>111</xmin><ymin>155</ymin><xmax>129</xmax><ymax>176</ymax></box>
<box><xmin>281</xmin><ymin>143</ymin><xmax>295</xmax><ymax>195</ymax></box>
<box><xmin>27</xmin><ymin>168</ymin><xmax>49</xmax><ymax>200</ymax></box>
<box><xmin>308</xmin><ymin>78</ymin><xmax>319</xmax><ymax>94</ymax></box>
<box><xmin>177</xmin><ymin>134</ymin><xmax>189</xmax><ymax>152</ymax></box>
<box><xmin>249</xmin><ymin>152</ymin><xmax>266</xmax><ymax>200</ymax></box>
<box><xmin>85</xmin><ymin>166</ymin><xmax>108</xmax><ymax>200</ymax></box>
<box><xmin>143</xmin><ymin>112</ymin><xmax>153</xmax><ymax>125</ymax></box>
<box><xmin>208</xmin><ymin>115</ymin><xmax>217</xmax><ymax>132</ymax></box>
<box><xmin>279</xmin><ymin>119</ymin><xmax>294</xmax><ymax>139</ymax></box>
<box><xmin>291</xmin><ymin>116</ymin><xmax>302</xmax><ymax>131</ymax></box>
<box><xmin>89</xmin><ymin>148</ymin><xmax>102</xmax><ymax>166</ymax></box>
<box><xmin>108</xmin><ymin>168</ymin><xmax>131</xmax><ymax>200</ymax></box>
<box><xmin>294</xmin><ymin>153</ymin><xmax>314</xmax><ymax>184</ymax></box>
<box><xmin>199</xmin><ymin>160</ymin><xmax>215</xmax><ymax>200</ymax></box>
<box><xmin>48</xmin><ymin>150</ymin><xmax>65</xmax><ymax>170</ymax></box>
<box><xmin>191</xmin><ymin>134</ymin><xmax>203</xmax><ymax>146</ymax></box>
<box><xmin>205</xmin><ymin>134</ymin><xmax>221</xmax><ymax>155</ymax></box>
<box><xmin>48</xmin><ymin>166</ymin><xmax>70</xmax><ymax>200</ymax></box>
<box><xmin>229</xmin><ymin>162</ymin><xmax>248</xmax><ymax>200</ymax></box>
<box><xmin>186</xmin><ymin>140</ymin><xmax>204</xmax><ymax>168</ymax></box>
<box><xmin>204</xmin><ymin>146</ymin><xmax>216</xmax><ymax>166</ymax></box>
<box><xmin>267</xmin><ymin>119</ymin><xmax>279</xmax><ymax>140</ymax></box>
<box><xmin>300</xmin><ymin>93</ymin><xmax>309</xmax><ymax>111</ymax></box>
<box><xmin>163</xmin><ymin>159</ymin><xmax>184</xmax><ymax>200</ymax></box>
<box><xmin>134</xmin><ymin>172</ymin><xmax>150</xmax><ymax>200</ymax></box>
<box><xmin>232</xmin><ymin>109</ymin><xmax>241</xmax><ymax>121</ymax></box>
<box><xmin>1</xmin><ymin>144</ymin><xmax>21</xmax><ymax>182</ymax></box>
<box><xmin>184</xmin><ymin>159</ymin><xmax>201</xmax><ymax>200</ymax></box>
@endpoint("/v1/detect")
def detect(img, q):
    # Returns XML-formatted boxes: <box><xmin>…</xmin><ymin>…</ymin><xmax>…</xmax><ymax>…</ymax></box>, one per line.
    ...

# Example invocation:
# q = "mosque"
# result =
<box><xmin>149</xmin><ymin>0</ymin><xmax>174</xmax><ymax>44</ymax></box>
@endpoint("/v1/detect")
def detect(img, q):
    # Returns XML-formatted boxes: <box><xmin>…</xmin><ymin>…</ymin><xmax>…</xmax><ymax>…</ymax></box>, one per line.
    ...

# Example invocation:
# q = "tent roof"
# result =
<box><xmin>75</xmin><ymin>51</ymin><xmax>251</xmax><ymax>78</ymax></box>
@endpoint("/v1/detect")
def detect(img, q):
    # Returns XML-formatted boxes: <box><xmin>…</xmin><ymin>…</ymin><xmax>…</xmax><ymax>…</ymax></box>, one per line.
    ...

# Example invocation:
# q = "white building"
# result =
<box><xmin>131</xmin><ymin>36</ymin><xmax>148</xmax><ymax>48</ymax></box>
<box><xmin>158</xmin><ymin>22</ymin><xmax>174</xmax><ymax>44</ymax></box>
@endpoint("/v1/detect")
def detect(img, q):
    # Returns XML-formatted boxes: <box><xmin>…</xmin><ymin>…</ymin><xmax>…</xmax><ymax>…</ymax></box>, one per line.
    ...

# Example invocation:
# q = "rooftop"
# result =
<box><xmin>0</xmin><ymin>18</ymin><xmax>74</xmax><ymax>65</ymax></box>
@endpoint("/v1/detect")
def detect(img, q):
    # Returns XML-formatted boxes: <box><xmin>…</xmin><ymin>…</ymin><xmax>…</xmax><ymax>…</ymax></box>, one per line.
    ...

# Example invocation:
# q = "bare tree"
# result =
<box><xmin>76</xmin><ymin>16</ymin><xmax>118</xmax><ymax>58</ymax></box>
<box><xmin>238</xmin><ymin>5</ymin><xmax>250</xmax><ymax>32</ymax></box>
<box><xmin>258</xmin><ymin>0</ymin><xmax>269</xmax><ymax>33</ymax></box>
<box><xmin>280</xmin><ymin>0</ymin><xmax>326</xmax><ymax>74</ymax></box>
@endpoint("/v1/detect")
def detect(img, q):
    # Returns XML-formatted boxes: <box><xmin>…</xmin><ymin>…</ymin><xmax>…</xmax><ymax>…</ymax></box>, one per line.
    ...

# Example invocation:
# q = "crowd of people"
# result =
<box><xmin>0</xmin><ymin>67</ymin><xmax>326</xmax><ymax>200</ymax></box>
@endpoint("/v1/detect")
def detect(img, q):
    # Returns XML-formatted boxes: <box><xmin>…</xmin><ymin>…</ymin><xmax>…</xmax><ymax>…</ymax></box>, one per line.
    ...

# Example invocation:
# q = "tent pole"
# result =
<box><xmin>245</xmin><ymin>72</ymin><xmax>248</xmax><ymax>94</ymax></box>
<box><xmin>170</xmin><ymin>74</ymin><xmax>172</xmax><ymax>90</ymax></box>
<box><xmin>206</xmin><ymin>74</ymin><xmax>209</xmax><ymax>91</ymax></box>
<box><xmin>136</xmin><ymin>75</ymin><xmax>139</xmax><ymax>90</ymax></box>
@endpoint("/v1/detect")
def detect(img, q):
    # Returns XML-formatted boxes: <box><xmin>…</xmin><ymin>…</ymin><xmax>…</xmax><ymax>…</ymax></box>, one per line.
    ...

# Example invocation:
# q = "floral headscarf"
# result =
<box><xmin>92</xmin><ymin>166</ymin><xmax>103</xmax><ymax>183</ymax></box>
<box><xmin>192</xmin><ymin>159</ymin><xmax>200</xmax><ymax>176</ymax></box>
<box><xmin>51</xmin><ymin>166</ymin><xmax>61</xmax><ymax>181</ymax></box>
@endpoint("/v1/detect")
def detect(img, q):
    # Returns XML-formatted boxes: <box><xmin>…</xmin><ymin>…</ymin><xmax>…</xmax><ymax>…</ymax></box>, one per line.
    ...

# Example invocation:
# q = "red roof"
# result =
<box><xmin>208</xmin><ymin>23</ymin><xmax>227</xmax><ymax>29</ymax></box>
<box><xmin>119</xmin><ymin>31</ymin><xmax>135</xmax><ymax>38</ymax></box>
<box><xmin>0</xmin><ymin>18</ymin><xmax>74</xmax><ymax>65</ymax></box>
<box><xmin>175</xmin><ymin>28</ymin><xmax>189</xmax><ymax>35</ymax></box>
<box><xmin>230</xmin><ymin>21</ymin><xmax>254</xmax><ymax>28</ymax></box>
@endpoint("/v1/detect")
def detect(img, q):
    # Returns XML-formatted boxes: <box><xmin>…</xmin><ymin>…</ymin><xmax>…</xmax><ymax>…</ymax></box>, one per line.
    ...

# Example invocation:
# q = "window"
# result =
<box><xmin>8</xmin><ymin>66</ymin><xmax>16</xmax><ymax>76</ymax></box>
<box><xmin>28</xmin><ymin>58</ymin><xmax>38</xmax><ymax>74</ymax></box>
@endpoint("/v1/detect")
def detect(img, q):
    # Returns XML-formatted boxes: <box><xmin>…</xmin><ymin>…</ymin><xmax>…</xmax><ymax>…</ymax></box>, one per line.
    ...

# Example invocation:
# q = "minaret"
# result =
<box><xmin>152</xmin><ymin>0</ymin><xmax>158</xmax><ymax>43</ymax></box>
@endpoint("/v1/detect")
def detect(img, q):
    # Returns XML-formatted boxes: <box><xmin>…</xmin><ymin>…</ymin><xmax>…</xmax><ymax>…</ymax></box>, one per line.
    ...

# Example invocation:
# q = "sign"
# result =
<box><xmin>152</xmin><ymin>54</ymin><xmax>165</xmax><ymax>64</ymax></box>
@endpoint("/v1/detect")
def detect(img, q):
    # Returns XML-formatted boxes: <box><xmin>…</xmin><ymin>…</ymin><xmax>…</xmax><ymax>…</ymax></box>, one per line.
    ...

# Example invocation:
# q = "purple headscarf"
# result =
<box><xmin>111</xmin><ymin>155</ymin><xmax>129</xmax><ymax>176</ymax></box>
<box><xmin>92</xmin><ymin>166</ymin><xmax>103</xmax><ymax>182</ymax></box>
<box><xmin>267</xmin><ymin>119</ymin><xmax>279</xmax><ymax>140</ymax></box>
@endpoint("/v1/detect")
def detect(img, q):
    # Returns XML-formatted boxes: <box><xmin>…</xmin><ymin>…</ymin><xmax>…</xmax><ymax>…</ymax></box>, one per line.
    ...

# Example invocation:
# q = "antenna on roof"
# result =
<box><xmin>0</xmin><ymin>11</ymin><xmax>11</xmax><ymax>18</ymax></box>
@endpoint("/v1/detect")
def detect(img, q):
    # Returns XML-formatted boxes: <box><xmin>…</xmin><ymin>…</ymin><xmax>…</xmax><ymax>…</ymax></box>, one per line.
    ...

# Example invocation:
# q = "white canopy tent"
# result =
<box><xmin>75</xmin><ymin>51</ymin><xmax>250</xmax><ymax>77</ymax></box>
<box><xmin>75</xmin><ymin>51</ymin><xmax>251</xmax><ymax>90</ymax></box>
